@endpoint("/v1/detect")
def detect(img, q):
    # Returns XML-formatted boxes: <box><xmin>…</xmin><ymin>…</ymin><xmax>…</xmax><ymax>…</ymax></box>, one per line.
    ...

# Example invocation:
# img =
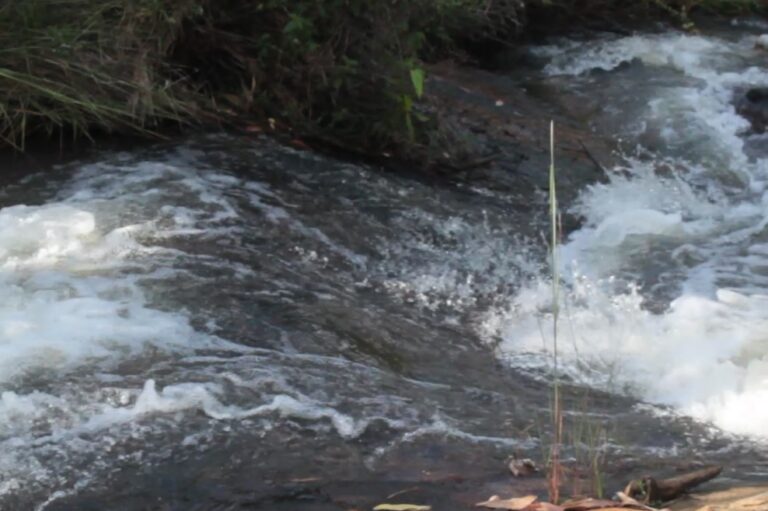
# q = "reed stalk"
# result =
<box><xmin>547</xmin><ymin>120</ymin><xmax>563</xmax><ymax>504</ymax></box>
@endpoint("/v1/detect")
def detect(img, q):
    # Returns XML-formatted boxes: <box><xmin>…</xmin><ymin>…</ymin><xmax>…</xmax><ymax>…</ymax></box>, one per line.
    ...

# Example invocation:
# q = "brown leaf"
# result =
<box><xmin>729</xmin><ymin>491</ymin><xmax>768</xmax><ymax>509</ymax></box>
<box><xmin>615</xmin><ymin>493</ymin><xmax>641</xmax><ymax>507</ymax></box>
<box><xmin>531</xmin><ymin>502</ymin><xmax>565</xmax><ymax>511</ymax></box>
<box><xmin>476</xmin><ymin>495</ymin><xmax>538</xmax><ymax>510</ymax></box>
<box><xmin>615</xmin><ymin>493</ymin><xmax>660</xmax><ymax>511</ymax></box>
<box><xmin>562</xmin><ymin>499</ymin><xmax>621</xmax><ymax>511</ymax></box>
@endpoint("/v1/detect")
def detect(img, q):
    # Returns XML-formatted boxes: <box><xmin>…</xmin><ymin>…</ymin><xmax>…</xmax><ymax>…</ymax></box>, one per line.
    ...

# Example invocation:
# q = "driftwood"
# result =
<box><xmin>624</xmin><ymin>465</ymin><xmax>723</xmax><ymax>504</ymax></box>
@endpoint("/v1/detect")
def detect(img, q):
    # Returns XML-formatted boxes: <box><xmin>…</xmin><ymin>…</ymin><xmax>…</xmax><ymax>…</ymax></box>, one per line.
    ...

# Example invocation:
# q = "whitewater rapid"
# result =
<box><xmin>482</xmin><ymin>29</ymin><xmax>768</xmax><ymax>437</ymax></box>
<box><xmin>0</xmin><ymin>138</ymin><xmax>551</xmax><ymax>508</ymax></box>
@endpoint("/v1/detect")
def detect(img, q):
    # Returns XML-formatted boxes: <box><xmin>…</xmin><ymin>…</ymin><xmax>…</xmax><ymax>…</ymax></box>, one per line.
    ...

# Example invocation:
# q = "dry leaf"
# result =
<box><xmin>476</xmin><ymin>494</ymin><xmax>538</xmax><ymax>510</ymax></box>
<box><xmin>615</xmin><ymin>492</ymin><xmax>660</xmax><ymax>511</ymax></box>
<box><xmin>532</xmin><ymin>502</ymin><xmax>566</xmax><ymax>511</ymax></box>
<box><xmin>615</xmin><ymin>493</ymin><xmax>642</xmax><ymax>506</ymax></box>
<box><xmin>729</xmin><ymin>491</ymin><xmax>768</xmax><ymax>510</ymax></box>
<box><xmin>373</xmin><ymin>504</ymin><xmax>431</xmax><ymax>511</ymax></box>
<box><xmin>562</xmin><ymin>499</ymin><xmax>620</xmax><ymax>511</ymax></box>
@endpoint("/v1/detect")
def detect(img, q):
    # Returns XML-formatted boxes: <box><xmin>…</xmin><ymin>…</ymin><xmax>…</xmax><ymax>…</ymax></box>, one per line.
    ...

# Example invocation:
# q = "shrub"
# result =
<box><xmin>0</xmin><ymin>0</ymin><xmax>763</xmax><ymax>156</ymax></box>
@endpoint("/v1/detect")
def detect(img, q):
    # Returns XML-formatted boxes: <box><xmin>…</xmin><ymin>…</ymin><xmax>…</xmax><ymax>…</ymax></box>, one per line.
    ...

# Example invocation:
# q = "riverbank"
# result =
<box><xmin>2</xmin><ymin>1</ymin><xmax>765</xmax><ymax>167</ymax></box>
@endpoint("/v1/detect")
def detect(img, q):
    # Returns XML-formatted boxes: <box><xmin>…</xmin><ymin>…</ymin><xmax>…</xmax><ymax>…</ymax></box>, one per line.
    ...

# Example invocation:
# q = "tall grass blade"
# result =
<box><xmin>548</xmin><ymin>120</ymin><xmax>563</xmax><ymax>504</ymax></box>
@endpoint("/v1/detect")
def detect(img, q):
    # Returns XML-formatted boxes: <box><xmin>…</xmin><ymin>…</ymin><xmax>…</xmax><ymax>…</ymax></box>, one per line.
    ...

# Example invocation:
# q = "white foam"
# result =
<box><xmin>485</xmin><ymin>32</ymin><xmax>768</xmax><ymax>439</ymax></box>
<box><xmin>0</xmin><ymin>141</ymin><xmax>433</xmax><ymax>506</ymax></box>
<box><xmin>0</xmin><ymin>151</ymin><xmax>268</xmax><ymax>461</ymax></box>
<box><xmin>87</xmin><ymin>379</ymin><xmax>358</xmax><ymax>435</ymax></box>
<box><xmin>0</xmin><ymin>378</ymin><xmax>369</xmax><ymax>442</ymax></box>
<box><xmin>379</xmin><ymin>210</ymin><xmax>541</xmax><ymax>312</ymax></box>
<box><xmin>536</xmin><ymin>33</ymin><xmax>768</xmax><ymax>171</ymax></box>
<box><xmin>0</xmin><ymin>205</ymin><xmax>96</xmax><ymax>266</ymax></box>
<box><xmin>484</xmin><ymin>275</ymin><xmax>768</xmax><ymax>438</ymax></box>
<box><xmin>536</xmin><ymin>34</ymin><xmax>719</xmax><ymax>76</ymax></box>
<box><xmin>0</xmin><ymin>165</ymin><xmax>236</xmax><ymax>382</ymax></box>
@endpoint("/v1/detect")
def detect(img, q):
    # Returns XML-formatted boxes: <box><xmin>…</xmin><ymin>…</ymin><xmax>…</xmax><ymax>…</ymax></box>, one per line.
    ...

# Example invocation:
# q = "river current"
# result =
<box><xmin>2</xmin><ymin>22</ymin><xmax>768</xmax><ymax>509</ymax></box>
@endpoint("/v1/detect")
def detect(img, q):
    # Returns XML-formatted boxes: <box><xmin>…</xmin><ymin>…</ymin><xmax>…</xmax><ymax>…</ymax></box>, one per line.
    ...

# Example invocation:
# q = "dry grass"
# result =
<box><xmin>0</xmin><ymin>0</ymin><xmax>763</xmax><ymax>154</ymax></box>
<box><xmin>0</xmin><ymin>0</ymin><xmax>204</xmax><ymax>149</ymax></box>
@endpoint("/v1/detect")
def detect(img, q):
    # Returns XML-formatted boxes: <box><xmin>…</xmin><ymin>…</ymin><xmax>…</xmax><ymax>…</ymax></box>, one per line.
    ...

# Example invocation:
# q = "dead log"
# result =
<box><xmin>624</xmin><ymin>465</ymin><xmax>723</xmax><ymax>504</ymax></box>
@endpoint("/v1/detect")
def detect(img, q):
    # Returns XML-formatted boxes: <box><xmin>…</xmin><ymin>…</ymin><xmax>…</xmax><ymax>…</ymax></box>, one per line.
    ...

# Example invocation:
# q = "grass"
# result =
<box><xmin>0</xmin><ymin>0</ymin><xmax>482</xmax><ymax>157</ymax></box>
<box><xmin>566</xmin><ymin>397</ymin><xmax>611</xmax><ymax>499</ymax></box>
<box><xmin>547</xmin><ymin>120</ymin><xmax>564</xmax><ymax>503</ymax></box>
<box><xmin>544</xmin><ymin>123</ymin><xmax>615</xmax><ymax>503</ymax></box>
<box><xmin>0</xmin><ymin>0</ymin><xmax>764</xmax><ymax>158</ymax></box>
<box><xmin>0</xmin><ymin>0</ymin><xmax>198</xmax><ymax>150</ymax></box>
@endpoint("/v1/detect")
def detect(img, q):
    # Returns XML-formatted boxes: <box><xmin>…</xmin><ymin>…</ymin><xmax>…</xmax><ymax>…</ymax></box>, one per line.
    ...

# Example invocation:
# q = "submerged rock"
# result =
<box><xmin>735</xmin><ymin>87</ymin><xmax>768</xmax><ymax>133</ymax></box>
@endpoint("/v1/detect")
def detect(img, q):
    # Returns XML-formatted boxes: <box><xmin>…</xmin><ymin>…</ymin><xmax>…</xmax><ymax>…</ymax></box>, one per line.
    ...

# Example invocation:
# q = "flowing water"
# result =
<box><xmin>507</xmin><ymin>20</ymin><xmax>768</xmax><ymax>435</ymax></box>
<box><xmin>2</xmin><ymin>21</ymin><xmax>768</xmax><ymax>510</ymax></box>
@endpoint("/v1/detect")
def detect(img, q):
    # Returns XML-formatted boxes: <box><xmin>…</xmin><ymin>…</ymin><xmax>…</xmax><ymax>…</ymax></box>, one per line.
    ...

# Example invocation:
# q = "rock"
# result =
<box><xmin>507</xmin><ymin>457</ymin><xmax>538</xmax><ymax>477</ymax></box>
<box><xmin>735</xmin><ymin>88</ymin><xmax>768</xmax><ymax>134</ymax></box>
<box><xmin>425</xmin><ymin>61</ymin><xmax>617</xmax><ymax>208</ymax></box>
<box><xmin>746</xmin><ymin>89</ymin><xmax>768</xmax><ymax>102</ymax></box>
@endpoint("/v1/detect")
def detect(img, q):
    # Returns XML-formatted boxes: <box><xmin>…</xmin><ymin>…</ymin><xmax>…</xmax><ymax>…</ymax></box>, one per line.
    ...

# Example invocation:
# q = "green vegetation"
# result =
<box><xmin>529</xmin><ymin>0</ymin><xmax>766</xmax><ymax>31</ymax></box>
<box><xmin>0</xmin><ymin>0</ymin><xmax>198</xmax><ymax>149</ymax></box>
<box><xmin>0</xmin><ymin>0</ymin><xmax>764</xmax><ymax>156</ymax></box>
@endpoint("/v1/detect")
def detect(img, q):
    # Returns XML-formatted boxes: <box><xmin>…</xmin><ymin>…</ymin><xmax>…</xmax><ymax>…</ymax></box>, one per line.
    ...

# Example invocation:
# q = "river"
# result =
<box><xmin>2</xmin><ymin>20</ymin><xmax>768</xmax><ymax>510</ymax></box>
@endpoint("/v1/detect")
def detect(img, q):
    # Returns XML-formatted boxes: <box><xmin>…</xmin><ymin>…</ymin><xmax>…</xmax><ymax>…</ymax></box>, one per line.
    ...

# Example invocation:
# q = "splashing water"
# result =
<box><xmin>484</xmin><ymin>29</ymin><xmax>768</xmax><ymax>438</ymax></box>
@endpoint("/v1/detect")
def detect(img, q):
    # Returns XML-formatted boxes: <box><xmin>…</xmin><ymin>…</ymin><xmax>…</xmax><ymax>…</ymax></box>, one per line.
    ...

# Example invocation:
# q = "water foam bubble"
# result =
<box><xmin>487</xmin><ymin>31</ymin><xmax>768</xmax><ymax>439</ymax></box>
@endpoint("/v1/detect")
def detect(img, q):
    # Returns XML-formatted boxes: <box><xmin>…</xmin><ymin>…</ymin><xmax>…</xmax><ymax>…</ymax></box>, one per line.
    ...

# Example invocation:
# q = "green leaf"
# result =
<box><xmin>401</xmin><ymin>94</ymin><xmax>413</xmax><ymax>113</ymax></box>
<box><xmin>283</xmin><ymin>14</ymin><xmax>307</xmax><ymax>35</ymax></box>
<box><xmin>410</xmin><ymin>68</ymin><xmax>425</xmax><ymax>99</ymax></box>
<box><xmin>373</xmin><ymin>505</ymin><xmax>431</xmax><ymax>511</ymax></box>
<box><xmin>402</xmin><ymin>94</ymin><xmax>415</xmax><ymax>141</ymax></box>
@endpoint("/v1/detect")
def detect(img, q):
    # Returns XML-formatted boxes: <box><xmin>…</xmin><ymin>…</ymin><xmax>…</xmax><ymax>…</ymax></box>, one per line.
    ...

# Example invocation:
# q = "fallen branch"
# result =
<box><xmin>624</xmin><ymin>466</ymin><xmax>723</xmax><ymax>504</ymax></box>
